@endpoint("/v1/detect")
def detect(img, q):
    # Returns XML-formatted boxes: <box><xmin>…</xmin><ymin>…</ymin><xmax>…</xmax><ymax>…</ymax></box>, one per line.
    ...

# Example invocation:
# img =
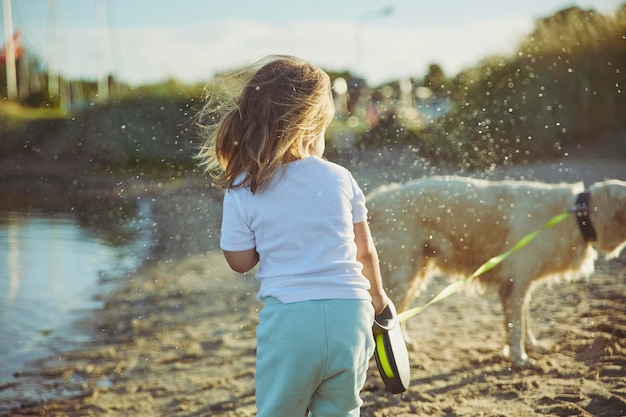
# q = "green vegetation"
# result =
<box><xmin>422</xmin><ymin>5</ymin><xmax>626</xmax><ymax>169</ymax></box>
<box><xmin>1</xmin><ymin>5</ymin><xmax>624</xmax><ymax>174</ymax></box>
<box><xmin>0</xmin><ymin>100</ymin><xmax>67</xmax><ymax>124</ymax></box>
<box><xmin>0</xmin><ymin>87</ymin><xmax>204</xmax><ymax>175</ymax></box>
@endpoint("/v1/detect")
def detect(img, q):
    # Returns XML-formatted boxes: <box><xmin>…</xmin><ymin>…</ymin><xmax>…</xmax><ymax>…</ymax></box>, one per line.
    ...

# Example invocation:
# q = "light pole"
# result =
<box><xmin>354</xmin><ymin>5</ymin><xmax>393</xmax><ymax>79</ymax></box>
<box><xmin>2</xmin><ymin>0</ymin><xmax>18</xmax><ymax>100</ymax></box>
<box><xmin>97</xmin><ymin>0</ymin><xmax>109</xmax><ymax>102</ymax></box>
<box><xmin>48</xmin><ymin>0</ymin><xmax>59</xmax><ymax>98</ymax></box>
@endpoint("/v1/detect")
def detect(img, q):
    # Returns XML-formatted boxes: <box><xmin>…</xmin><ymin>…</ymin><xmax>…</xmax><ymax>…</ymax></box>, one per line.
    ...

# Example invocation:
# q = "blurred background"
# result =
<box><xmin>1</xmin><ymin>0</ymin><xmax>625</xmax><ymax>170</ymax></box>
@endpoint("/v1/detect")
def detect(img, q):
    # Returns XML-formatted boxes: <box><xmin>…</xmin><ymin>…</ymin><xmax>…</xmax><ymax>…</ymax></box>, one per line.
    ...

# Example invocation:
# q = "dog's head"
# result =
<box><xmin>589</xmin><ymin>179</ymin><xmax>626</xmax><ymax>259</ymax></box>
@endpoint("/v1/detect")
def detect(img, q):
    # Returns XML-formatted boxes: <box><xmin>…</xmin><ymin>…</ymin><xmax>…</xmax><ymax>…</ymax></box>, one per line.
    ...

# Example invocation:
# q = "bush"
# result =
<box><xmin>428</xmin><ymin>5</ymin><xmax>626</xmax><ymax>168</ymax></box>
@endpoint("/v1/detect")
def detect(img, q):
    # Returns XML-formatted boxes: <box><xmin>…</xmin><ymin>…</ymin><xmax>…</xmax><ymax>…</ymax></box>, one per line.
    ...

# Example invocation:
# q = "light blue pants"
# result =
<box><xmin>255</xmin><ymin>297</ymin><xmax>375</xmax><ymax>417</ymax></box>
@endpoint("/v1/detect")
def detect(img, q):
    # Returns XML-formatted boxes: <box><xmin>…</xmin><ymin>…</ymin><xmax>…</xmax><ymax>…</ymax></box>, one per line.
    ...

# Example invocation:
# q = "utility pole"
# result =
<box><xmin>97</xmin><ymin>0</ymin><xmax>109</xmax><ymax>101</ymax></box>
<box><xmin>48</xmin><ymin>0</ymin><xmax>59</xmax><ymax>98</ymax></box>
<box><xmin>2</xmin><ymin>0</ymin><xmax>18</xmax><ymax>100</ymax></box>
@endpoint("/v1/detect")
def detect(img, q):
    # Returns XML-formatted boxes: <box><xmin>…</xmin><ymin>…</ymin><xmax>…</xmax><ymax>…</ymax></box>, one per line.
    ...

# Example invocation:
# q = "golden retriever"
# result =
<box><xmin>366</xmin><ymin>176</ymin><xmax>626</xmax><ymax>368</ymax></box>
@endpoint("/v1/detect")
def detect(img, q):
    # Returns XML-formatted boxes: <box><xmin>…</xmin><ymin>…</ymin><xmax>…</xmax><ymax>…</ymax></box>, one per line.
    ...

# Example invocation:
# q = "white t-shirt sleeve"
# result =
<box><xmin>220</xmin><ymin>189</ymin><xmax>256</xmax><ymax>252</ymax></box>
<box><xmin>349</xmin><ymin>173</ymin><xmax>368</xmax><ymax>224</ymax></box>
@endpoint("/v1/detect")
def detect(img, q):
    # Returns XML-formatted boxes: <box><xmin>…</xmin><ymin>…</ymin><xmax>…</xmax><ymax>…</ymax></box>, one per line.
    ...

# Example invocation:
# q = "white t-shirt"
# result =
<box><xmin>220</xmin><ymin>156</ymin><xmax>371</xmax><ymax>303</ymax></box>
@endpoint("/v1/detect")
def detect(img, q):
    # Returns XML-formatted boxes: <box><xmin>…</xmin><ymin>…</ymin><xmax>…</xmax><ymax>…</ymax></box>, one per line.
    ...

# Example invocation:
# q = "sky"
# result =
<box><xmin>2</xmin><ymin>0</ymin><xmax>623</xmax><ymax>86</ymax></box>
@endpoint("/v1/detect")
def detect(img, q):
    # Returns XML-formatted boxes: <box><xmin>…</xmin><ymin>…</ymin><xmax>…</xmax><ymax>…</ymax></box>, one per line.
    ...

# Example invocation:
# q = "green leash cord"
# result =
<box><xmin>397</xmin><ymin>210</ymin><xmax>573</xmax><ymax>323</ymax></box>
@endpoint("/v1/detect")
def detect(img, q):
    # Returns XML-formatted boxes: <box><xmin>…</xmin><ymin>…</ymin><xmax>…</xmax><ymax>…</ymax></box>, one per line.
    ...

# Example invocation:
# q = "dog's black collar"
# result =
<box><xmin>574</xmin><ymin>191</ymin><xmax>597</xmax><ymax>242</ymax></box>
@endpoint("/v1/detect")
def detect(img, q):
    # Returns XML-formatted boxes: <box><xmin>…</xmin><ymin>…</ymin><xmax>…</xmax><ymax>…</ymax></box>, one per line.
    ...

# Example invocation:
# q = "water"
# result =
<box><xmin>0</xmin><ymin>201</ymin><xmax>153</xmax><ymax>392</ymax></box>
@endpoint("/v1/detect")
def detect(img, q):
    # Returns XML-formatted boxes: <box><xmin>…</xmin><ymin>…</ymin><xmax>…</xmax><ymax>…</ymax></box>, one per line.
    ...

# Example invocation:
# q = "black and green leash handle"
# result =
<box><xmin>373</xmin><ymin>301</ymin><xmax>411</xmax><ymax>394</ymax></box>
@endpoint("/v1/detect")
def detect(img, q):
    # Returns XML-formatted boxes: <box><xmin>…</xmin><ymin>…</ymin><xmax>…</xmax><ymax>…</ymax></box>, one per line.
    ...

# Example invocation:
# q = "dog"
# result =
<box><xmin>366</xmin><ymin>176</ymin><xmax>626</xmax><ymax>368</ymax></box>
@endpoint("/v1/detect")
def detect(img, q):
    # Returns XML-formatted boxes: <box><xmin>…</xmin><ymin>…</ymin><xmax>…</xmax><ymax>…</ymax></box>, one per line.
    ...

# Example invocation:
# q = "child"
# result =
<box><xmin>197</xmin><ymin>55</ymin><xmax>388</xmax><ymax>417</ymax></box>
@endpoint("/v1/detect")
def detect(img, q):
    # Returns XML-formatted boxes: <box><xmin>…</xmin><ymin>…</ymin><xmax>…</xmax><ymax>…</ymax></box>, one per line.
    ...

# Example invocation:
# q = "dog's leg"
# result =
<box><xmin>498</xmin><ymin>278</ymin><xmax>531</xmax><ymax>368</ymax></box>
<box><xmin>523</xmin><ymin>297</ymin><xmax>548</xmax><ymax>354</ymax></box>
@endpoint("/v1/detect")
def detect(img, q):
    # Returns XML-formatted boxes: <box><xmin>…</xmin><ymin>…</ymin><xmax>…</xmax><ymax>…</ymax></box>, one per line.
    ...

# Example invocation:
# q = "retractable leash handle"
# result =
<box><xmin>373</xmin><ymin>301</ymin><xmax>397</xmax><ymax>333</ymax></box>
<box><xmin>372</xmin><ymin>301</ymin><xmax>410</xmax><ymax>394</ymax></box>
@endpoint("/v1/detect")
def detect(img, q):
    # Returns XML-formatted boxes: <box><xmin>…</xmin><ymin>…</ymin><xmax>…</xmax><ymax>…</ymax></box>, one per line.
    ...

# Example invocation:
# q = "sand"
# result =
<box><xmin>1</xmin><ymin>147</ymin><xmax>625</xmax><ymax>416</ymax></box>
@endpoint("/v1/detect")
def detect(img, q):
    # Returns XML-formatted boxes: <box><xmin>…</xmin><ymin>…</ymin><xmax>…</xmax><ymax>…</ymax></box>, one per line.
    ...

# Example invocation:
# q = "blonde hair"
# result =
<box><xmin>196</xmin><ymin>55</ymin><xmax>335</xmax><ymax>193</ymax></box>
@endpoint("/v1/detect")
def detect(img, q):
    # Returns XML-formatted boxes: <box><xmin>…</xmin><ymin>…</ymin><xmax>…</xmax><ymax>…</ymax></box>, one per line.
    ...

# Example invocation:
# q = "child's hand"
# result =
<box><xmin>371</xmin><ymin>294</ymin><xmax>389</xmax><ymax>315</ymax></box>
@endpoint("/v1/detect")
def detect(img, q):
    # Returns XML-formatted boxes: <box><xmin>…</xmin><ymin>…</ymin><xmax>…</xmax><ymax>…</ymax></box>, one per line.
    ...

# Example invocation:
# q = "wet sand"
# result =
<box><xmin>1</xmin><ymin>148</ymin><xmax>625</xmax><ymax>416</ymax></box>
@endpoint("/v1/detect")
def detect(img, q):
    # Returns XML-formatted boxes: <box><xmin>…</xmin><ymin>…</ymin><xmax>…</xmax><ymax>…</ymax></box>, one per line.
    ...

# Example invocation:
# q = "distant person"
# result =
<box><xmin>196</xmin><ymin>54</ymin><xmax>388</xmax><ymax>417</ymax></box>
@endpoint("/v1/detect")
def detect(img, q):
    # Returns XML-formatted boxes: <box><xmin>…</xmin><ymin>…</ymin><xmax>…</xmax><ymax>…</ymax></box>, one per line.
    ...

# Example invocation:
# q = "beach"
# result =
<box><xmin>2</xmin><ymin>147</ymin><xmax>625</xmax><ymax>416</ymax></box>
